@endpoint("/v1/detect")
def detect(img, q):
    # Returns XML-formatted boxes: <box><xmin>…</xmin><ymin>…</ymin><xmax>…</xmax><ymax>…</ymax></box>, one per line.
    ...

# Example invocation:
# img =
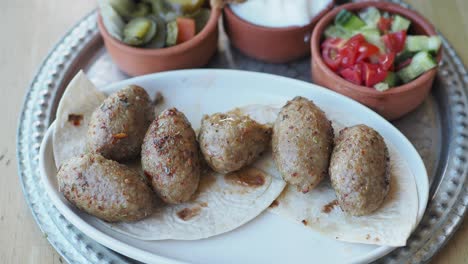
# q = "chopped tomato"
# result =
<box><xmin>361</xmin><ymin>63</ymin><xmax>388</xmax><ymax>87</ymax></box>
<box><xmin>346</xmin><ymin>34</ymin><xmax>366</xmax><ymax>48</ymax></box>
<box><xmin>176</xmin><ymin>17</ymin><xmax>196</xmax><ymax>44</ymax></box>
<box><xmin>321</xmin><ymin>38</ymin><xmax>347</xmax><ymax>70</ymax></box>
<box><xmin>382</xmin><ymin>31</ymin><xmax>407</xmax><ymax>53</ymax></box>
<box><xmin>395</xmin><ymin>58</ymin><xmax>412</xmax><ymax>71</ymax></box>
<box><xmin>322</xmin><ymin>46</ymin><xmax>341</xmax><ymax>71</ymax></box>
<box><xmin>340</xmin><ymin>64</ymin><xmax>363</xmax><ymax>85</ymax></box>
<box><xmin>338</xmin><ymin>45</ymin><xmax>358</xmax><ymax>68</ymax></box>
<box><xmin>338</xmin><ymin>34</ymin><xmax>366</xmax><ymax>68</ymax></box>
<box><xmin>321</xmin><ymin>37</ymin><xmax>346</xmax><ymax>50</ymax></box>
<box><xmin>377</xmin><ymin>17</ymin><xmax>393</xmax><ymax>34</ymax></box>
<box><xmin>378</xmin><ymin>52</ymin><xmax>395</xmax><ymax>71</ymax></box>
<box><xmin>356</xmin><ymin>42</ymin><xmax>380</xmax><ymax>62</ymax></box>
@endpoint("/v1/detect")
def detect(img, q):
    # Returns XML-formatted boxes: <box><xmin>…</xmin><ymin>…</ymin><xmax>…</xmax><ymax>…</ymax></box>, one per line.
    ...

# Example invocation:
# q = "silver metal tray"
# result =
<box><xmin>17</xmin><ymin>1</ymin><xmax>467</xmax><ymax>263</ymax></box>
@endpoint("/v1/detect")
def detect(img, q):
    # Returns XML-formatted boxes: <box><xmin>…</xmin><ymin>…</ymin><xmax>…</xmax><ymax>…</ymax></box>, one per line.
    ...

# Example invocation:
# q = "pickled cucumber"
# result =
<box><xmin>191</xmin><ymin>8</ymin><xmax>210</xmax><ymax>33</ymax></box>
<box><xmin>109</xmin><ymin>0</ymin><xmax>136</xmax><ymax>18</ymax></box>
<box><xmin>123</xmin><ymin>17</ymin><xmax>157</xmax><ymax>46</ymax></box>
<box><xmin>129</xmin><ymin>2</ymin><xmax>151</xmax><ymax>18</ymax></box>
<box><xmin>166</xmin><ymin>20</ymin><xmax>178</xmax><ymax>46</ymax></box>
<box><xmin>145</xmin><ymin>16</ymin><xmax>167</xmax><ymax>48</ymax></box>
<box><xmin>109</xmin><ymin>0</ymin><xmax>151</xmax><ymax>20</ymax></box>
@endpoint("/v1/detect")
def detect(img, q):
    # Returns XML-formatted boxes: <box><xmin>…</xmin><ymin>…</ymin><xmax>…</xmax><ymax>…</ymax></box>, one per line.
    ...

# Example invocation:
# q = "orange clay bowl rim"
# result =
<box><xmin>98</xmin><ymin>8</ymin><xmax>221</xmax><ymax>56</ymax></box>
<box><xmin>224</xmin><ymin>1</ymin><xmax>335</xmax><ymax>32</ymax></box>
<box><xmin>311</xmin><ymin>1</ymin><xmax>442</xmax><ymax>97</ymax></box>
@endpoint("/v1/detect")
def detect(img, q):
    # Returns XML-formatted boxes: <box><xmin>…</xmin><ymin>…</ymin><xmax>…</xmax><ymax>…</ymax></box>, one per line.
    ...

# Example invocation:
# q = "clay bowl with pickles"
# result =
<box><xmin>98</xmin><ymin>0</ymin><xmax>220</xmax><ymax>76</ymax></box>
<box><xmin>311</xmin><ymin>1</ymin><xmax>442</xmax><ymax>120</ymax></box>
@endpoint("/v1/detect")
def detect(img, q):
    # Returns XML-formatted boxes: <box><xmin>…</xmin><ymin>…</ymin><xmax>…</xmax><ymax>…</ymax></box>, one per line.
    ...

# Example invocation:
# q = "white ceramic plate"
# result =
<box><xmin>40</xmin><ymin>69</ymin><xmax>428</xmax><ymax>264</ymax></box>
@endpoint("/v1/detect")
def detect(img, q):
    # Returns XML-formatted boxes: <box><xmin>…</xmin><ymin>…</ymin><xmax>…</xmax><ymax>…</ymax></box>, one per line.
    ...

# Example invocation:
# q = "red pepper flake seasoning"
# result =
<box><xmin>269</xmin><ymin>200</ymin><xmax>279</xmax><ymax>208</ymax></box>
<box><xmin>177</xmin><ymin>207</ymin><xmax>201</xmax><ymax>221</ymax></box>
<box><xmin>301</xmin><ymin>219</ymin><xmax>308</xmax><ymax>226</ymax></box>
<box><xmin>68</xmin><ymin>114</ymin><xmax>83</xmax><ymax>126</ymax></box>
<box><xmin>322</xmin><ymin>199</ymin><xmax>339</xmax><ymax>213</ymax></box>
<box><xmin>112</xmin><ymin>133</ymin><xmax>128</xmax><ymax>139</ymax></box>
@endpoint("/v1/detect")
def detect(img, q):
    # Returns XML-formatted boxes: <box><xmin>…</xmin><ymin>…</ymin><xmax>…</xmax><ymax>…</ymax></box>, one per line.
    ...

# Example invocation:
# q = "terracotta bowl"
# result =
<box><xmin>311</xmin><ymin>2</ymin><xmax>442</xmax><ymax>120</ymax></box>
<box><xmin>223</xmin><ymin>2</ymin><xmax>334</xmax><ymax>63</ymax></box>
<box><xmin>98</xmin><ymin>8</ymin><xmax>221</xmax><ymax>76</ymax></box>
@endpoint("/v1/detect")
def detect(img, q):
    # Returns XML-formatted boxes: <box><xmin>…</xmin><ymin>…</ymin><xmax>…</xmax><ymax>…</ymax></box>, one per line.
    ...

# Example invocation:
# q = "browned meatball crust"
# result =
<box><xmin>272</xmin><ymin>96</ymin><xmax>334</xmax><ymax>193</ymax></box>
<box><xmin>87</xmin><ymin>85</ymin><xmax>152</xmax><ymax>161</ymax></box>
<box><xmin>329</xmin><ymin>125</ymin><xmax>390</xmax><ymax>216</ymax></box>
<box><xmin>141</xmin><ymin>108</ymin><xmax>200</xmax><ymax>204</ymax></box>
<box><xmin>57</xmin><ymin>153</ymin><xmax>155</xmax><ymax>222</ymax></box>
<box><xmin>198</xmin><ymin>111</ymin><xmax>272</xmax><ymax>174</ymax></box>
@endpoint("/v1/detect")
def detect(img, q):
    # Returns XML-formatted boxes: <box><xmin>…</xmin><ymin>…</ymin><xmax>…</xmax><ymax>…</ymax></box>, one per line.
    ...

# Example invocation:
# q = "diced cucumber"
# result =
<box><xmin>165</xmin><ymin>20</ymin><xmax>178</xmax><ymax>46</ymax></box>
<box><xmin>397</xmin><ymin>51</ymin><xmax>437</xmax><ymax>83</ymax></box>
<box><xmin>373</xmin><ymin>72</ymin><xmax>398</xmax><ymax>91</ymax></box>
<box><xmin>383</xmin><ymin>71</ymin><xmax>399</xmax><ymax>87</ymax></box>
<box><xmin>335</xmin><ymin>9</ymin><xmax>366</xmax><ymax>31</ymax></box>
<box><xmin>395</xmin><ymin>49</ymin><xmax>415</xmax><ymax>64</ymax></box>
<box><xmin>391</xmin><ymin>15</ymin><xmax>411</xmax><ymax>32</ymax></box>
<box><xmin>405</xmin><ymin>35</ymin><xmax>442</xmax><ymax>52</ymax></box>
<box><xmin>359</xmin><ymin>7</ymin><xmax>381</xmax><ymax>27</ymax></box>
<box><xmin>324</xmin><ymin>25</ymin><xmax>352</xmax><ymax>39</ymax></box>
<box><xmin>355</xmin><ymin>28</ymin><xmax>383</xmax><ymax>49</ymax></box>
<box><xmin>374</xmin><ymin>82</ymin><xmax>390</xmax><ymax>92</ymax></box>
<box><xmin>352</xmin><ymin>27</ymin><xmax>385</xmax><ymax>53</ymax></box>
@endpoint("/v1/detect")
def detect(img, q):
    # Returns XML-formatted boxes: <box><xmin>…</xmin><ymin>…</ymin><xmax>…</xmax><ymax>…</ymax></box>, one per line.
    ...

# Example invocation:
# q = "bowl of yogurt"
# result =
<box><xmin>223</xmin><ymin>0</ymin><xmax>334</xmax><ymax>63</ymax></box>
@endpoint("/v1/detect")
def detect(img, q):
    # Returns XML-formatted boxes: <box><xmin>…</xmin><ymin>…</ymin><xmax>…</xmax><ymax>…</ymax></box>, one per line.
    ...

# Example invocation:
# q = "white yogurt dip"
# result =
<box><xmin>230</xmin><ymin>0</ymin><xmax>332</xmax><ymax>28</ymax></box>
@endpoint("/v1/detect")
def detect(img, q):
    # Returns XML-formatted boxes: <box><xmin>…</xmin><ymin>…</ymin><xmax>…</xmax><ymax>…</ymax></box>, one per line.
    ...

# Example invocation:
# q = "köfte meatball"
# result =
<box><xmin>272</xmin><ymin>96</ymin><xmax>334</xmax><ymax>193</ymax></box>
<box><xmin>198</xmin><ymin>111</ymin><xmax>272</xmax><ymax>174</ymax></box>
<box><xmin>141</xmin><ymin>108</ymin><xmax>200</xmax><ymax>204</ymax></box>
<box><xmin>57</xmin><ymin>153</ymin><xmax>155</xmax><ymax>222</ymax></box>
<box><xmin>329</xmin><ymin>125</ymin><xmax>390</xmax><ymax>216</ymax></box>
<box><xmin>87</xmin><ymin>85</ymin><xmax>152</xmax><ymax>161</ymax></box>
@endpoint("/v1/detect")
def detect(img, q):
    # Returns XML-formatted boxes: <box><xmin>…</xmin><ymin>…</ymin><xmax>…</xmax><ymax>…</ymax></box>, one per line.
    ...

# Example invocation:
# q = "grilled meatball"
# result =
<box><xmin>87</xmin><ymin>85</ymin><xmax>152</xmax><ymax>161</ymax></box>
<box><xmin>329</xmin><ymin>125</ymin><xmax>390</xmax><ymax>216</ymax></box>
<box><xmin>272</xmin><ymin>96</ymin><xmax>334</xmax><ymax>193</ymax></box>
<box><xmin>141</xmin><ymin>108</ymin><xmax>200</xmax><ymax>204</ymax></box>
<box><xmin>57</xmin><ymin>153</ymin><xmax>155</xmax><ymax>222</ymax></box>
<box><xmin>199</xmin><ymin>111</ymin><xmax>272</xmax><ymax>174</ymax></box>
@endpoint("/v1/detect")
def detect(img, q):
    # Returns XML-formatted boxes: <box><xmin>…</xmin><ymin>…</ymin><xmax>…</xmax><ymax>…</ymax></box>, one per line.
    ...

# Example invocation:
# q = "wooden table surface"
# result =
<box><xmin>1</xmin><ymin>0</ymin><xmax>466</xmax><ymax>263</ymax></box>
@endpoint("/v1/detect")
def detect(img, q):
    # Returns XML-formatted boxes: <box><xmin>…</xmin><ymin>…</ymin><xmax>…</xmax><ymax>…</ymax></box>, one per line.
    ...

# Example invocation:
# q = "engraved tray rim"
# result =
<box><xmin>16</xmin><ymin>1</ymin><xmax>467</xmax><ymax>263</ymax></box>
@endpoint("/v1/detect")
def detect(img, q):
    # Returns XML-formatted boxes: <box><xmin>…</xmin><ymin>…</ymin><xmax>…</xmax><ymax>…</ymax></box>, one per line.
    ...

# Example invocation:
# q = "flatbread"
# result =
<box><xmin>52</xmin><ymin>72</ymin><xmax>286</xmax><ymax>241</ymax></box>
<box><xmin>239</xmin><ymin>105</ymin><xmax>419</xmax><ymax>247</ymax></box>
<box><xmin>53</xmin><ymin>71</ymin><xmax>106</xmax><ymax>168</ymax></box>
<box><xmin>109</xmin><ymin>167</ymin><xmax>286</xmax><ymax>240</ymax></box>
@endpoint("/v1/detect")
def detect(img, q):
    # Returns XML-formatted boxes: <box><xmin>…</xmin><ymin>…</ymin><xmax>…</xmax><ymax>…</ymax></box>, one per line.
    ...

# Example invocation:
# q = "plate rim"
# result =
<box><xmin>40</xmin><ymin>69</ymin><xmax>429</xmax><ymax>264</ymax></box>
